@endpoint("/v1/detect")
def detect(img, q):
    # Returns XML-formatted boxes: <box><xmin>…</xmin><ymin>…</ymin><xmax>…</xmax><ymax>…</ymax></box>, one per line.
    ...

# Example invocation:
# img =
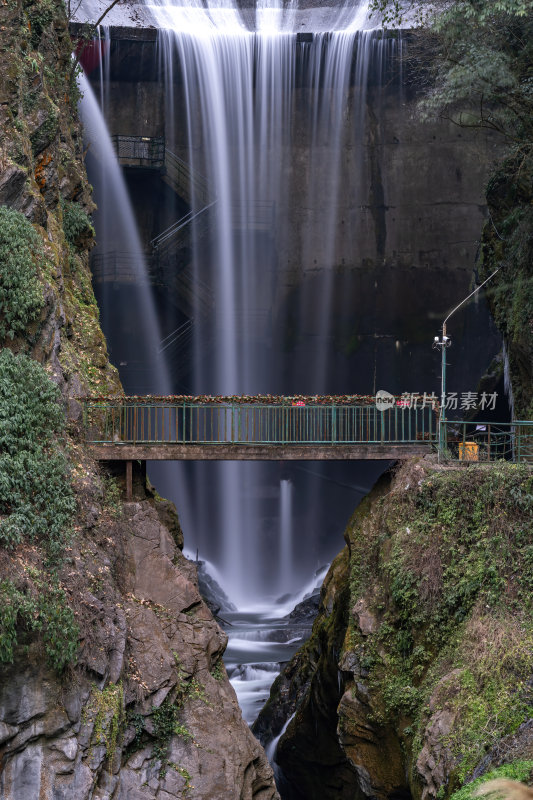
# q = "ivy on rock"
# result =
<box><xmin>0</xmin><ymin>348</ymin><xmax>75</xmax><ymax>553</ymax></box>
<box><xmin>0</xmin><ymin>207</ymin><xmax>45</xmax><ymax>340</ymax></box>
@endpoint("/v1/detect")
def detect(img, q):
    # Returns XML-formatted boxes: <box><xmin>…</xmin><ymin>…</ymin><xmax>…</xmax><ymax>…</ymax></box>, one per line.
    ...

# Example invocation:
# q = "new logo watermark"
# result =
<box><xmin>375</xmin><ymin>391</ymin><xmax>498</xmax><ymax>411</ymax></box>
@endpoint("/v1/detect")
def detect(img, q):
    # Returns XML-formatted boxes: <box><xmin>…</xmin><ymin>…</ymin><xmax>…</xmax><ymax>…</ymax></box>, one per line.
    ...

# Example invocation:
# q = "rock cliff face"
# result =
<box><xmin>256</xmin><ymin>461</ymin><xmax>533</xmax><ymax>800</ymax></box>
<box><xmin>0</xmin><ymin>0</ymin><xmax>120</xmax><ymax>402</ymax></box>
<box><xmin>0</xmin><ymin>490</ymin><xmax>278</xmax><ymax>800</ymax></box>
<box><xmin>0</xmin><ymin>2</ymin><xmax>279</xmax><ymax>797</ymax></box>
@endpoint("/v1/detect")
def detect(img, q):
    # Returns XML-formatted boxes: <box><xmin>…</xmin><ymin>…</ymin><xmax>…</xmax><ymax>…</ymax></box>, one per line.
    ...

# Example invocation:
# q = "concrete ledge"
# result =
<box><xmin>89</xmin><ymin>443</ymin><xmax>431</xmax><ymax>461</ymax></box>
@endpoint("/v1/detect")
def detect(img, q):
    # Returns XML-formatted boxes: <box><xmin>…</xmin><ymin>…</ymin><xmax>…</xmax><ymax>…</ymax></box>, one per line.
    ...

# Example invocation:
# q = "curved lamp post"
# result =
<box><xmin>433</xmin><ymin>268</ymin><xmax>500</xmax><ymax>460</ymax></box>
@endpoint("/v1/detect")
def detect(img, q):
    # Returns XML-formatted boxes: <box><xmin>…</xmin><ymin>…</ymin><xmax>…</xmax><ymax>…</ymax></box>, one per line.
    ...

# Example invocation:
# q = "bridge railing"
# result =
<box><xmin>441</xmin><ymin>420</ymin><xmax>533</xmax><ymax>463</ymax></box>
<box><xmin>82</xmin><ymin>399</ymin><xmax>437</xmax><ymax>446</ymax></box>
<box><xmin>110</xmin><ymin>135</ymin><xmax>165</xmax><ymax>168</ymax></box>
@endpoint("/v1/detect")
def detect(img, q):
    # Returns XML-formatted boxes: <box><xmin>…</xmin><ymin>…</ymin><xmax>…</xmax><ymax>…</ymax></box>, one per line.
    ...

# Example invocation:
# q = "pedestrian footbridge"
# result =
<box><xmin>82</xmin><ymin>395</ymin><xmax>532</xmax><ymax>489</ymax></box>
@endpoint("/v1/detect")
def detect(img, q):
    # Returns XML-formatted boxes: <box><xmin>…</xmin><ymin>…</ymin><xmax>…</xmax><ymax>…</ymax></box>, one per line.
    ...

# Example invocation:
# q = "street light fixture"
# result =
<box><xmin>433</xmin><ymin>268</ymin><xmax>500</xmax><ymax>460</ymax></box>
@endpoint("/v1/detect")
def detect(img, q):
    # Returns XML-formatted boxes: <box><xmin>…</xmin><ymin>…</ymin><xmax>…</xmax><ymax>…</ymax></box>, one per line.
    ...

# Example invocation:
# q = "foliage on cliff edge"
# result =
<box><xmin>344</xmin><ymin>459</ymin><xmax>533</xmax><ymax>799</ymax></box>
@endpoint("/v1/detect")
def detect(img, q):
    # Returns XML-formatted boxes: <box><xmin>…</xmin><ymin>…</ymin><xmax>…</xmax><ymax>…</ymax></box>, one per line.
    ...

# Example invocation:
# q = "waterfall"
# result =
<box><xmin>145</xmin><ymin>10</ymin><xmax>400</xmax><ymax>606</ymax></box>
<box><xmin>502</xmin><ymin>340</ymin><xmax>516</xmax><ymax>419</ymax></box>
<box><xmin>279</xmin><ymin>480</ymin><xmax>293</xmax><ymax>594</ymax></box>
<box><xmin>78</xmin><ymin>1</ymin><xmax>402</xmax><ymax>608</ymax></box>
<box><xmin>78</xmin><ymin>71</ymin><xmax>170</xmax><ymax>395</ymax></box>
<box><xmin>266</xmin><ymin>711</ymin><xmax>296</xmax><ymax>764</ymax></box>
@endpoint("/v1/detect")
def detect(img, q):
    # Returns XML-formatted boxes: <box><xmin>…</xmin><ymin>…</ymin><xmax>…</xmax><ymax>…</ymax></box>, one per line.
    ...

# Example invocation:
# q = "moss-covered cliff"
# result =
<box><xmin>256</xmin><ymin>460</ymin><xmax>533</xmax><ymax>800</ymax></box>
<box><xmin>0</xmin><ymin>0</ymin><xmax>120</xmax><ymax>401</ymax></box>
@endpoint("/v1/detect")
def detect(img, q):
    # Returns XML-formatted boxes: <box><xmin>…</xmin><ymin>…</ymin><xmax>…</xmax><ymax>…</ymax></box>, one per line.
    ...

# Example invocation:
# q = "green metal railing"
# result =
<box><xmin>111</xmin><ymin>135</ymin><xmax>165</xmax><ymax>168</ymax></box>
<box><xmin>82</xmin><ymin>398</ymin><xmax>437</xmax><ymax>447</ymax></box>
<box><xmin>441</xmin><ymin>420</ymin><xmax>533</xmax><ymax>463</ymax></box>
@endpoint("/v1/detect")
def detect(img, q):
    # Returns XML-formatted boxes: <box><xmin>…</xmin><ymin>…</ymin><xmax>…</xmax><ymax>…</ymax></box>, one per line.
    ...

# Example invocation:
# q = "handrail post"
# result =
<box><xmin>332</xmin><ymin>406</ymin><xmax>336</xmax><ymax>444</ymax></box>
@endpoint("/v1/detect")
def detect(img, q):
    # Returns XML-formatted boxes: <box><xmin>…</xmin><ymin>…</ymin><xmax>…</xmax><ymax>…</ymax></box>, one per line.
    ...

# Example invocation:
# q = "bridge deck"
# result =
<box><xmin>90</xmin><ymin>442</ymin><xmax>430</xmax><ymax>461</ymax></box>
<box><xmin>81</xmin><ymin>397</ymin><xmax>532</xmax><ymax>468</ymax></box>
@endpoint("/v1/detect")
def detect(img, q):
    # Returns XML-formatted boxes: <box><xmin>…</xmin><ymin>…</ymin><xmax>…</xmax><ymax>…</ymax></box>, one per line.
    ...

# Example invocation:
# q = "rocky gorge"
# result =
<box><xmin>0</xmin><ymin>487</ymin><xmax>278</xmax><ymax>799</ymax></box>
<box><xmin>254</xmin><ymin>460</ymin><xmax>533</xmax><ymax>800</ymax></box>
<box><xmin>0</xmin><ymin>0</ymin><xmax>532</xmax><ymax>799</ymax></box>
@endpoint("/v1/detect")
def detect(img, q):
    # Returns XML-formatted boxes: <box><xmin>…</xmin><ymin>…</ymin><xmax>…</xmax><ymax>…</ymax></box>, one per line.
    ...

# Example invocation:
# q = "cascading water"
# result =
<box><xmin>279</xmin><ymin>480</ymin><xmax>293</xmax><ymax>594</ymax></box>
<box><xmin>77</xmin><ymin>0</ymin><xmax>404</xmax><ymax>745</ymax></box>
<box><xmin>78</xmin><ymin>67</ymin><xmax>195</xmax><ymax>528</ymax></box>
<box><xmin>78</xmin><ymin>72</ymin><xmax>170</xmax><ymax>395</ymax></box>
<box><xmin>147</xmin><ymin>5</ymin><xmax>399</xmax><ymax>606</ymax></box>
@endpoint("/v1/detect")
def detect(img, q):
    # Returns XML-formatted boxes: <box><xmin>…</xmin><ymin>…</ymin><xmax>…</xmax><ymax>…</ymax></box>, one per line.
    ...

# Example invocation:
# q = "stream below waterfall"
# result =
<box><xmin>224</xmin><ymin>611</ymin><xmax>311</xmax><ymax>727</ymax></box>
<box><xmin>193</xmin><ymin>554</ymin><xmax>325</xmax><ymax>738</ymax></box>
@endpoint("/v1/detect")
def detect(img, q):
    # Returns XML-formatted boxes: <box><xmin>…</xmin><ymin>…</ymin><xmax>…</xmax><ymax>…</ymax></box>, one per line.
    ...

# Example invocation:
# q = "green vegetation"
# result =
<box><xmin>102</xmin><ymin>475</ymin><xmax>123</xmax><ymax>518</ymax></box>
<box><xmin>346</xmin><ymin>462</ymin><xmax>533</xmax><ymax>793</ymax></box>
<box><xmin>152</xmin><ymin>696</ymin><xmax>193</xmax><ymax>778</ymax></box>
<box><xmin>0</xmin><ymin>207</ymin><xmax>45</xmax><ymax>340</ymax></box>
<box><xmin>27</xmin><ymin>0</ymin><xmax>57</xmax><ymax>49</ymax></box>
<box><xmin>449</xmin><ymin>761</ymin><xmax>533</xmax><ymax>800</ymax></box>
<box><xmin>147</xmin><ymin>662</ymin><xmax>207</xmax><ymax>777</ymax></box>
<box><xmin>61</xmin><ymin>198</ymin><xmax>94</xmax><ymax>253</ymax></box>
<box><xmin>168</xmin><ymin>764</ymin><xmax>193</xmax><ymax>792</ymax></box>
<box><xmin>481</xmin><ymin>164</ymin><xmax>533</xmax><ymax>417</ymax></box>
<box><xmin>0</xmin><ymin>576</ymin><xmax>78</xmax><ymax>670</ymax></box>
<box><xmin>0</xmin><ymin>349</ymin><xmax>75</xmax><ymax>554</ymax></box>
<box><xmin>0</xmin><ymin>351</ymin><xmax>77</xmax><ymax>670</ymax></box>
<box><xmin>210</xmin><ymin>656</ymin><xmax>225</xmax><ymax>681</ymax></box>
<box><xmin>88</xmin><ymin>683</ymin><xmax>124</xmax><ymax>765</ymax></box>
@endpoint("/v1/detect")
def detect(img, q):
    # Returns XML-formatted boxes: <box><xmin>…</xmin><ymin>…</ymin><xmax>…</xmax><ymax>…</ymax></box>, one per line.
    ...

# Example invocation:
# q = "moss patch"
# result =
<box><xmin>344</xmin><ymin>461</ymin><xmax>533</xmax><ymax>796</ymax></box>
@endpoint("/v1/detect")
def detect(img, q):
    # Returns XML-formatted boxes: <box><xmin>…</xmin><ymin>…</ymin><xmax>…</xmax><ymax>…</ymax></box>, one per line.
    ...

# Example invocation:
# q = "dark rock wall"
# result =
<box><xmin>256</xmin><ymin>460</ymin><xmax>533</xmax><ymax>800</ymax></box>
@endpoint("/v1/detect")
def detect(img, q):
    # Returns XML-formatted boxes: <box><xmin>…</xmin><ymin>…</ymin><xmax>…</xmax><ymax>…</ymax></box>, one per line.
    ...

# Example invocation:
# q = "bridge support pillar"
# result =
<box><xmin>126</xmin><ymin>460</ymin><xmax>133</xmax><ymax>501</ymax></box>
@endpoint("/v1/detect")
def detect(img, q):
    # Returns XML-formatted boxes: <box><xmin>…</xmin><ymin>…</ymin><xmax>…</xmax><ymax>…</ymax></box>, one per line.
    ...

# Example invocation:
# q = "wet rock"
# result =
<box><xmin>338</xmin><ymin>689</ymin><xmax>406</xmax><ymax>800</ymax></box>
<box><xmin>471</xmin><ymin>719</ymin><xmax>533</xmax><ymax>778</ymax></box>
<box><xmin>28</xmin><ymin>98</ymin><xmax>59</xmax><ymax>155</ymax></box>
<box><xmin>415</xmin><ymin>670</ymin><xmax>463</xmax><ymax>800</ymax></box>
<box><xmin>0</xmin><ymin>499</ymin><xmax>279</xmax><ymax>799</ymax></box>
<box><xmin>196</xmin><ymin>558</ymin><xmax>237</xmax><ymax>614</ymax></box>
<box><xmin>285</xmin><ymin>591</ymin><xmax>320</xmax><ymax>623</ymax></box>
<box><xmin>151</xmin><ymin>495</ymin><xmax>185</xmax><ymax>551</ymax></box>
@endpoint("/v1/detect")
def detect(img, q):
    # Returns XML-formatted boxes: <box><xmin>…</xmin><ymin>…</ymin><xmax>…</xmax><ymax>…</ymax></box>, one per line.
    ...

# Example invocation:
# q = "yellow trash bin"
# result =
<box><xmin>459</xmin><ymin>441</ymin><xmax>479</xmax><ymax>461</ymax></box>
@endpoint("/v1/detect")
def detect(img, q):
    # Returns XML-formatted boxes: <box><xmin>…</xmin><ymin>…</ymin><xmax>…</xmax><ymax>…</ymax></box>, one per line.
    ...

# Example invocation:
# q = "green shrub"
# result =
<box><xmin>449</xmin><ymin>761</ymin><xmax>533</xmax><ymax>800</ymax></box>
<box><xmin>88</xmin><ymin>683</ymin><xmax>124</xmax><ymax>764</ymax></box>
<box><xmin>0</xmin><ymin>206</ymin><xmax>45</xmax><ymax>340</ymax></box>
<box><xmin>0</xmin><ymin>349</ymin><xmax>75</xmax><ymax>553</ymax></box>
<box><xmin>152</xmin><ymin>696</ymin><xmax>193</xmax><ymax>777</ymax></box>
<box><xmin>61</xmin><ymin>198</ymin><xmax>94</xmax><ymax>252</ymax></box>
<box><xmin>0</xmin><ymin>578</ymin><xmax>78</xmax><ymax>670</ymax></box>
